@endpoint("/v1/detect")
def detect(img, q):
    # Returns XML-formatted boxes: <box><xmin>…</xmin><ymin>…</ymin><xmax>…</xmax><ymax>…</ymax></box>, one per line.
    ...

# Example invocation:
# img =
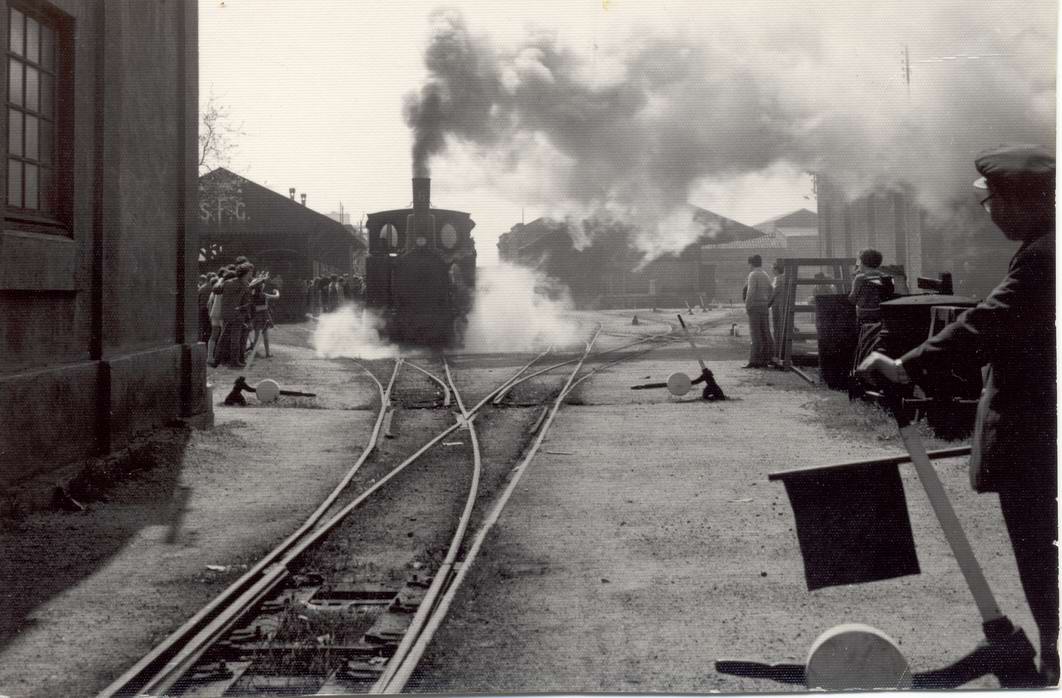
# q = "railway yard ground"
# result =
<box><xmin>0</xmin><ymin>306</ymin><xmax>1039</xmax><ymax>696</ymax></box>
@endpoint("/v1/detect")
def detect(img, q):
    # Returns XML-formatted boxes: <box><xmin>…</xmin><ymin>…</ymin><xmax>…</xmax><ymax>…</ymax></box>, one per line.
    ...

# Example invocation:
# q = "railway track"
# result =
<box><xmin>488</xmin><ymin>310</ymin><xmax>737</xmax><ymax>407</ymax></box>
<box><xmin>97</xmin><ymin>359</ymin><xmax>399</xmax><ymax>698</ymax></box>
<box><xmin>366</xmin><ymin>329</ymin><xmax>601</xmax><ymax>694</ymax></box>
<box><xmin>368</xmin><ymin>317</ymin><xmax>731</xmax><ymax>693</ymax></box>
<box><xmin>100</xmin><ymin>314</ymin><xmax>728</xmax><ymax>697</ymax></box>
<box><xmin>98</xmin><ymin>343</ymin><xmax>581</xmax><ymax>697</ymax></box>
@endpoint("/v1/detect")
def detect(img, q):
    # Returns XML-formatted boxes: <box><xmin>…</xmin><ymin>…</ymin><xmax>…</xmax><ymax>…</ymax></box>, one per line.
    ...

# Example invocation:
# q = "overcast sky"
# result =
<box><xmin>199</xmin><ymin>1</ymin><xmax>1056</xmax><ymax>264</ymax></box>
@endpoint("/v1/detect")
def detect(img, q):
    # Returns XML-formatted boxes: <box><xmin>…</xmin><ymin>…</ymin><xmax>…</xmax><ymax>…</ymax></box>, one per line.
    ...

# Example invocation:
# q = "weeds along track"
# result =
<box><xmin>99</xmin><ymin>347</ymin><xmax>571</xmax><ymax>697</ymax></box>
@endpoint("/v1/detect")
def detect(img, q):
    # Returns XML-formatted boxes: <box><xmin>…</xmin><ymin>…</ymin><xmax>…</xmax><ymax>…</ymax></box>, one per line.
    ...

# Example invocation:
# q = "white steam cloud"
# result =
<box><xmin>308</xmin><ymin>274</ymin><xmax>581</xmax><ymax>356</ymax></box>
<box><xmin>312</xmin><ymin>305</ymin><xmax>399</xmax><ymax>360</ymax></box>
<box><xmin>405</xmin><ymin>2</ymin><xmax>1055</xmax><ymax>258</ymax></box>
<box><xmin>462</xmin><ymin>262</ymin><xmax>582</xmax><ymax>352</ymax></box>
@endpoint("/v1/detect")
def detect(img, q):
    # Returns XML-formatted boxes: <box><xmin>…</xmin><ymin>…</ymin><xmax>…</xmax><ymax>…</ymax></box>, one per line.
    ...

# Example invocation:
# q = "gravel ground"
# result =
<box><xmin>410</xmin><ymin>308</ymin><xmax>1032</xmax><ymax>693</ymax></box>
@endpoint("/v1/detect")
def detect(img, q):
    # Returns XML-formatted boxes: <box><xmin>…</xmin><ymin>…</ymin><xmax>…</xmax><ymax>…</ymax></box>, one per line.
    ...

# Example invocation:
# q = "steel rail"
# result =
<box><xmin>486</xmin><ymin>345</ymin><xmax>551</xmax><ymax>404</ymax></box>
<box><xmin>99</xmin><ymin>359</ymin><xmax>401</xmax><ymax>698</ymax></box>
<box><xmin>370</xmin><ymin>358</ymin><xmax>483</xmax><ymax>691</ymax></box>
<box><xmin>564</xmin><ymin>341</ymin><xmax>663</xmax><ymax>398</ymax></box>
<box><xmin>105</xmin><ymin>351</ymin><xmax>551</xmax><ymax>697</ymax></box>
<box><xmin>374</xmin><ymin>326</ymin><xmax>603</xmax><ymax>694</ymax></box>
<box><xmin>563</xmin><ymin>311</ymin><xmax>737</xmax><ymax>398</ymax></box>
<box><xmin>492</xmin><ymin>332</ymin><xmax>673</xmax><ymax>405</ymax></box>
<box><xmin>403</xmin><ymin>359</ymin><xmax>452</xmax><ymax>407</ymax></box>
<box><xmin>148</xmin><ymin>355</ymin><xmax>546</xmax><ymax>696</ymax></box>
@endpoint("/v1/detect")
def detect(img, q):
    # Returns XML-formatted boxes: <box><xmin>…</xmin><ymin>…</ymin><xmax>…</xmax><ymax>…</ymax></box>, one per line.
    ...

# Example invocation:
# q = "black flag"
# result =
<box><xmin>777</xmin><ymin>462</ymin><xmax>921</xmax><ymax>591</ymax></box>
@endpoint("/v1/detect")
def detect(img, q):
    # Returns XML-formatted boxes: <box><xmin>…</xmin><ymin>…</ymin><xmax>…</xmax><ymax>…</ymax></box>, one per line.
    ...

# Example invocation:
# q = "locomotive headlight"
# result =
<box><xmin>416</xmin><ymin>236</ymin><xmax>427</xmax><ymax>247</ymax></box>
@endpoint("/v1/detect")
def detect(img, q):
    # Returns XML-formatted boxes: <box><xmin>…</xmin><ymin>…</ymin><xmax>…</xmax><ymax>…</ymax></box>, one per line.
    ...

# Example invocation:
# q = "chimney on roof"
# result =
<box><xmin>300</xmin><ymin>193</ymin><xmax>307</xmax><ymax>206</ymax></box>
<box><xmin>289</xmin><ymin>187</ymin><xmax>296</xmax><ymax>200</ymax></box>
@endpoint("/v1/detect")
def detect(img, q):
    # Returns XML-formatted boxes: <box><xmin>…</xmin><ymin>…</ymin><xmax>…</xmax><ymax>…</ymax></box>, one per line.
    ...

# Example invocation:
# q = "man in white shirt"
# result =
<box><xmin>743</xmin><ymin>254</ymin><xmax>774</xmax><ymax>368</ymax></box>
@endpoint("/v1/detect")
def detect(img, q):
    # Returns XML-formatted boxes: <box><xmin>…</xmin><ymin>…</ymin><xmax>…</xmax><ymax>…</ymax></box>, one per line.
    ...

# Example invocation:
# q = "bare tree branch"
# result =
<box><xmin>199</xmin><ymin>94</ymin><xmax>244</xmax><ymax>175</ymax></box>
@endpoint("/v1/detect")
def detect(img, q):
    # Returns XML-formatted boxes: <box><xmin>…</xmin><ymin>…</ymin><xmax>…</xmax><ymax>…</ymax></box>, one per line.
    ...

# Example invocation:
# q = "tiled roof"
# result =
<box><xmin>754</xmin><ymin>208</ymin><xmax>819</xmax><ymax>229</ymax></box>
<box><xmin>701</xmin><ymin>234</ymin><xmax>788</xmax><ymax>250</ymax></box>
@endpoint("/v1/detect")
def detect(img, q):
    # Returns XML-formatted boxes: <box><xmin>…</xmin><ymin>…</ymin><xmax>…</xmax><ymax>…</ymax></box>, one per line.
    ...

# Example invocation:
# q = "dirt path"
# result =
<box><xmin>412</xmin><ymin>312</ymin><xmax>1030</xmax><ymax>693</ymax></box>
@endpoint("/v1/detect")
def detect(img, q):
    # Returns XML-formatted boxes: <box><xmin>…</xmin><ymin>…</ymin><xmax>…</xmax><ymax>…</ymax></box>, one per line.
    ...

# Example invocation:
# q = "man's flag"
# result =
<box><xmin>773</xmin><ymin>462</ymin><xmax>921</xmax><ymax>591</ymax></box>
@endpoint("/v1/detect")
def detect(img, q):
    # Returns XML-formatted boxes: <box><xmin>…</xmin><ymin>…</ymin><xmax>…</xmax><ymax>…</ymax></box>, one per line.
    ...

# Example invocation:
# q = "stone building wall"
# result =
<box><xmin>0</xmin><ymin>1</ymin><xmax>207</xmax><ymax>487</ymax></box>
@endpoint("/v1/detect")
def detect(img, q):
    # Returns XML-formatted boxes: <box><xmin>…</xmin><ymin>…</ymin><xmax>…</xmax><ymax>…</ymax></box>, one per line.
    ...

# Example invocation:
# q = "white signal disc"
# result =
<box><xmin>256</xmin><ymin>379</ymin><xmax>281</xmax><ymax>403</ymax></box>
<box><xmin>666</xmin><ymin>372</ymin><xmax>692</xmax><ymax>396</ymax></box>
<box><xmin>806</xmin><ymin>623</ymin><xmax>912</xmax><ymax>690</ymax></box>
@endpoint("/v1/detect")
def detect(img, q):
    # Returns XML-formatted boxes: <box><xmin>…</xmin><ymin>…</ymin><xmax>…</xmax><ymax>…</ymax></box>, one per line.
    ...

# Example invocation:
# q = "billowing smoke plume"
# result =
<box><xmin>405</xmin><ymin>3</ymin><xmax>1054</xmax><ymax>258</ymax></box>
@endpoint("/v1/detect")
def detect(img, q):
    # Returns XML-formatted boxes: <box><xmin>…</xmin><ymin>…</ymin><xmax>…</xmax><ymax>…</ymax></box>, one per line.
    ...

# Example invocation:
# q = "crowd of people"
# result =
<box><xmin>195</xmin><ymin>266</ymin><xmax>368</xmax><ymax>368</ymax></box>
<box><xmin>303</xmin><ymin>274</ymin><xmax>364</xmax><ymax>317</ymax></box>
<box><xmin>197</xmin><ymin>255</ymin><xmax>280</xmax><ymax>368</ymax></box>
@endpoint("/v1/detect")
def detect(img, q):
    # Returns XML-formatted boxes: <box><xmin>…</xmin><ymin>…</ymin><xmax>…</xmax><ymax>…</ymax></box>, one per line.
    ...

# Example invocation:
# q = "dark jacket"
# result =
<box><xmin>901</xmin><ymin>229</ymin><xmax>1055</xmax><ymax>492</ymax></box>
<box><xmin>197</xmin><ymin>281</ymin><xmax>213</xmax><ymax>310</ymax></box>
<box><xmin>220</xmin><ymin>277</ymin><xmax>249</xmax><ymax>322</ymax></box>
<box><xmin>849</xmin><ymin>268</ymin><xmax>892</xmax><ymax>321</ymax></box>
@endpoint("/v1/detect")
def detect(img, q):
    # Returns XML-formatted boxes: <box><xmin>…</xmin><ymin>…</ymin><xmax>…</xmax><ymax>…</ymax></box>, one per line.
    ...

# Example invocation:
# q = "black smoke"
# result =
<box><xmin>405</xmin><ymin>5</ymin><xmax>1055</xmax><ymax>260</ymax></box>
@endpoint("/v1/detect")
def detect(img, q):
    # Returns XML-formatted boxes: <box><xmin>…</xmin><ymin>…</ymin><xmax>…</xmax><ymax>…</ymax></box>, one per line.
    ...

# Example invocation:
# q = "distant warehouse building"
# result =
<box><xmin>198</xmin><ymin>168</ymin><xmax>366</xmax><ymax>320</ymax></box>
<box><xmin>0</xmin><ymin>2</ymin><xmax>208</xmax><ymax>489</ymax></box>
<box><xmin>701</xmin><ymin>208</ymin><xmax>820</xmax><ymax>303</ymax></box>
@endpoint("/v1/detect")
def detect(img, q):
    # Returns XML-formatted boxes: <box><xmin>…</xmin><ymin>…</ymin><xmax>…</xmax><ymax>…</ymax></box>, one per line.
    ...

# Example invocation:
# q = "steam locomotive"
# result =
<box><xmin>364</xmin><ymin>177</ymin><xmax>477</xmax><ymax>345</ymax></box>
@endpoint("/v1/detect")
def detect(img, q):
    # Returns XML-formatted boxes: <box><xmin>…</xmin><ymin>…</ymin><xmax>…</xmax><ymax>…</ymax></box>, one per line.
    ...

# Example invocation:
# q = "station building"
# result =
<box><xmin>198</xmin><ymin>168</ymin><xmax>366</xmax><ymax>321</ymax></box>
<box><xmin>0</xmin><ymin>1</ymin><xmax>207</xmax><ymax>491</ymax></box>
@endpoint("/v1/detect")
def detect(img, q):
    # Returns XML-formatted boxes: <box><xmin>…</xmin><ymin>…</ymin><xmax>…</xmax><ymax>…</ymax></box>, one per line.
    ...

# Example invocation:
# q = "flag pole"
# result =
<box><xmin>676</xmin><ymin>315</ymin><xmax>708</xmax><ymax>373</ymax></box>
<box><xmin>892</xmin><ymin>401</ymin><xmax>1001</xmax><ymax>623</ymax></box>
<box><xmin>888</xmin><ymin>391</ymin><xmax>1040</xmax><ymax>686</ymax></box>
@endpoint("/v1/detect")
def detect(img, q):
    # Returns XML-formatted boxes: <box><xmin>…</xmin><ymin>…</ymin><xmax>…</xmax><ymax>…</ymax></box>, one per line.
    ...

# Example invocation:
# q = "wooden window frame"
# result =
<box><xmin>2</xmin><ymin>0</ymin><xmax>73</xmax><ymax>236</ymax></box>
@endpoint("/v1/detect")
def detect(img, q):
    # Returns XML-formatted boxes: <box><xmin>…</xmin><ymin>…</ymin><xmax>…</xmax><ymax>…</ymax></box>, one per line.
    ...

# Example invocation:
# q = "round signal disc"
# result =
<box><xmin>666</xmin><ymin>372</ymin><xmax>692</xmax><ymax>396</ymax></box>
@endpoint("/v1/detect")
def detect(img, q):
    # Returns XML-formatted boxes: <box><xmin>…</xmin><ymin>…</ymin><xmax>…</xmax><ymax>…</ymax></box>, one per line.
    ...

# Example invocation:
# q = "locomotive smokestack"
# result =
<box><xmin>412</xmin><ymin>177</ymin><xmax>430</xmax><ymax>212</ymax></box>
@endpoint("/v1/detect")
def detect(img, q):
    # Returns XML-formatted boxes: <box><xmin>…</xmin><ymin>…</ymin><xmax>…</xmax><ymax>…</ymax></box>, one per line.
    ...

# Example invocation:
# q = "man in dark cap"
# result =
<box><xmin>859</xmin><ymin>144</ymin><xmax>1056</xmax><ymax>684</ymax></box>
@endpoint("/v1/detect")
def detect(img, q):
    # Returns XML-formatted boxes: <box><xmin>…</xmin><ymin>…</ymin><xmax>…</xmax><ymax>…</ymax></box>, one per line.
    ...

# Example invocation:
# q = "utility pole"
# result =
<box><xmin>901</xmin><ymin>43</ymin><xmax>911</xmax><ymax>100</ymax></box>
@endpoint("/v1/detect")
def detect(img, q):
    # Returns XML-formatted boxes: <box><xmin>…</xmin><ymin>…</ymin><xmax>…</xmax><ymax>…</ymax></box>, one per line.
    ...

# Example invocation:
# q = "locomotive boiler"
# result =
<box><xmin>364</xmin><ymin>177</ymin><xmax>477</xmax><ymax>345</ymax></box>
